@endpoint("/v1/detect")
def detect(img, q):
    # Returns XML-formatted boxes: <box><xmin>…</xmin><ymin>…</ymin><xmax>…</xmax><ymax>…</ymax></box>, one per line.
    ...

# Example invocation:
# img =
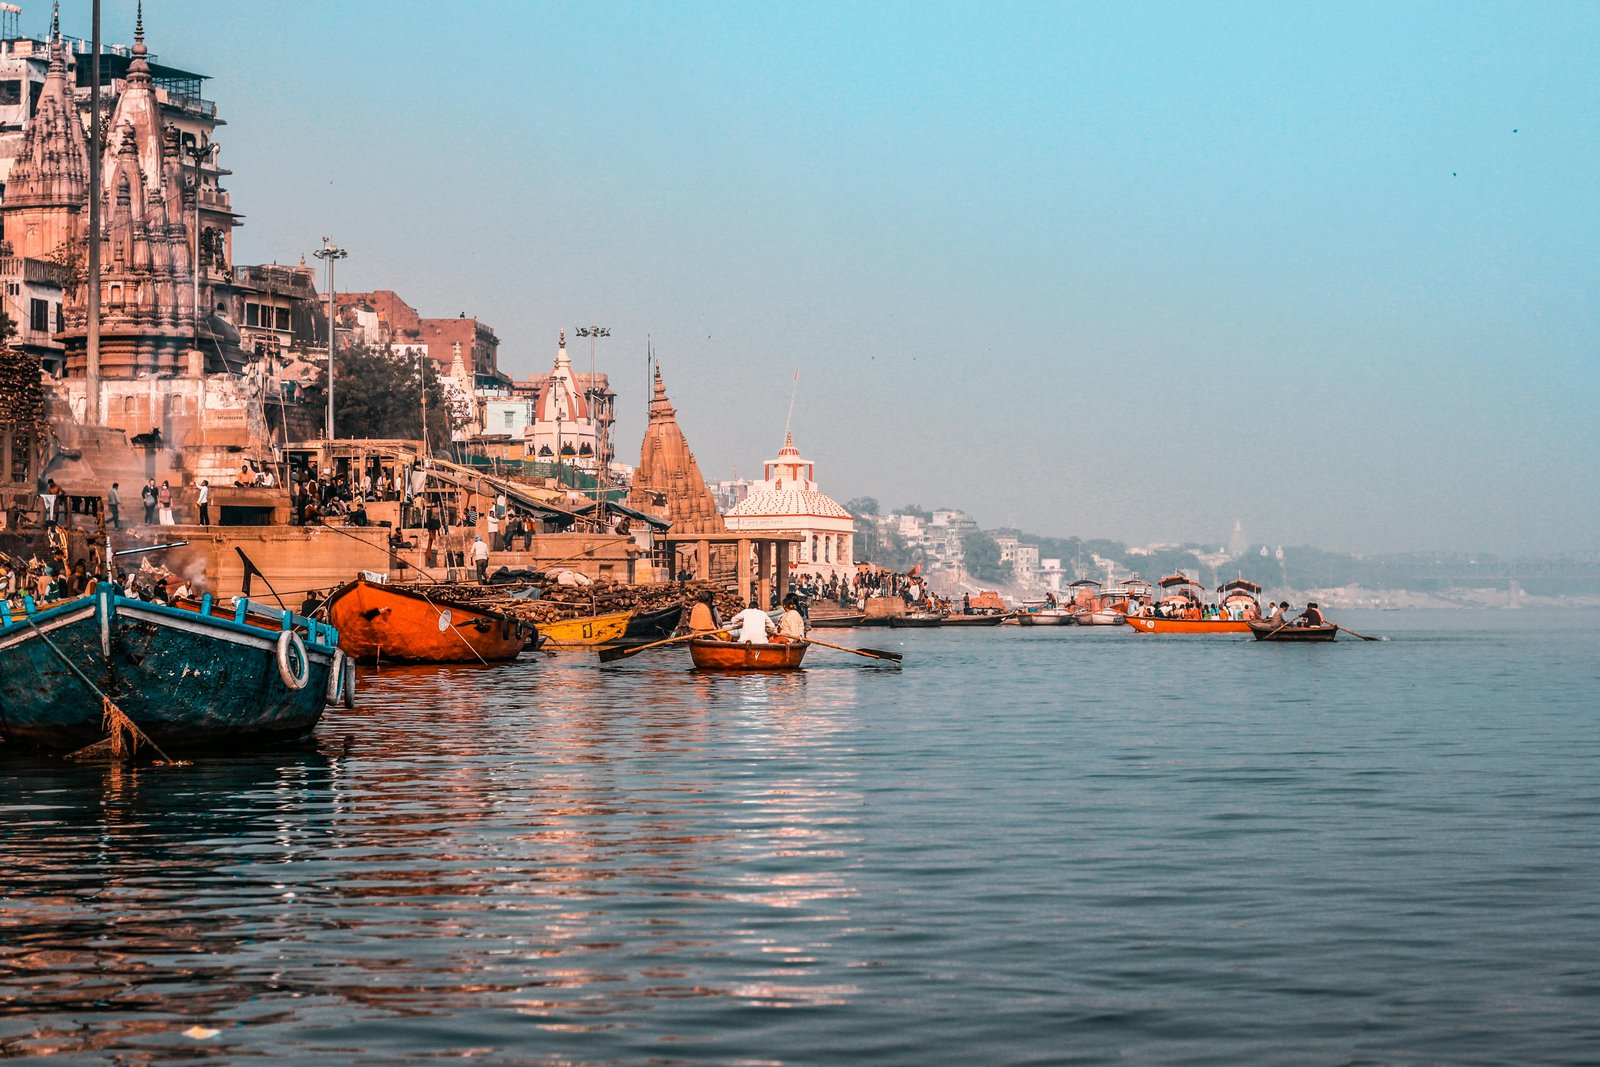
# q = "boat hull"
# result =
<box><xmin>889</xmin><ymin>613</ymin><xmax>945</xmax><ymax>628</ymax></box>
<box><xmin>1074</xmin><ymin>609</ymin><xmax>1128</xmax><ymax>626</ymax></box>
<box><xmin>325</xmin><ymin>578</ymin><xmax>531</xmax><ymax>664</ymax></box>
<box><xmin>0</xmin><ymin>587</ymin><xmax>338</xmax><ymax>753</ymax></box>
<box><xmin>687</xmin><ymin>638</ymin><xmax>809</xmax><ymax>671</ymax></box>
<box><xmin>1124</xmin><ymin>616</ymin><xmax>1252</xmax><ymax>634</ymax></box>
<box><xmin>808</xmin><ymin>613</ymin><xmax>865</xmax><ymax>628</ymax></box>
<box><xmin>1018</xmin><ymin>611</ymin><xmax>1074</xmax><ymax>626</ymax></box>
<box><xmin>1248</xmin><ymin>621</ymin><xmax>1337</xmax><ymax>641</ymax></box>
<box><xmin>943</xmin><ymin>613</ymin><xmax>1010</xmax><ymax>627</ymax></box>
<box><xmin>539</xmin><ymin>610</ymin><xmax>632</xmax><ymax>648</ymax></box>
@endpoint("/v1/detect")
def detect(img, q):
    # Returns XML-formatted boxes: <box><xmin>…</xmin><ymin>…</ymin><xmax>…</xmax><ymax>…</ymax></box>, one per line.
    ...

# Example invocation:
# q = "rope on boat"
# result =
<box><xmin>23</xmin><ymin>616</ymin><xmax>189</xmax><ymax>766</ymax></box>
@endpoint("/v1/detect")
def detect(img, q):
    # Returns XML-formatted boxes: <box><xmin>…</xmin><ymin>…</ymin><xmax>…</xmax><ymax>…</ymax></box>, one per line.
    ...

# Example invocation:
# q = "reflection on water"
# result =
<box><xmin>4</xmin><ymin>614</ymin><xmax>1598</xmax><ymax>1065</ymax></box>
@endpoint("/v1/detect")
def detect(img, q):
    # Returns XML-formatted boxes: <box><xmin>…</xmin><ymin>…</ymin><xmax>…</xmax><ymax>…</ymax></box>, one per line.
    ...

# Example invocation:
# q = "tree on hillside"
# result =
<box><xmin>307</xmin><ymin>343</ymin><xmax>457</xmax><ymax>448</ymax></box>
<box><xmin>899</xmin><ymin>504</ymin><xmax>932</xmax><ymax>520</ymax></box>
<box><xmin>963</xmin><ymin>531</ymin><xmax>1011</xmax><ymax>583</ymax></box>
<box><xmin>844</xmin><ymin>496</ymin><xmax>879</xmax><ymax>516</ymax></box>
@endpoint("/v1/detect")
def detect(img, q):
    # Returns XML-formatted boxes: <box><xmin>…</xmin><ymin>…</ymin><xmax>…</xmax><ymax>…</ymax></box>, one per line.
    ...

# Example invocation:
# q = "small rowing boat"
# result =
<box><xmin>325</xmin><ymin>577</ymin><xmax>533</xmax><ymax>664</ymax></box>
<box><xmin>687</xmin><ymin>638</ymin><xmax>809</xmax><ymax>670</ymax></box>
<box><xmin>943</xmin><ymin>612</ymin><xmax>1010</xmax><ymax>627</ymax></box>
<box><xmin>1248</xmin><ymin>620</ymin><xmax>1337</xmax><ymax>641</ymax></box>
<box><xmin>889</xmin><ymin>611</ymin><xmax>945</xmax><ymax>628</ymax></box>
<box><xmin>1018</xmin><ymin>608</ymin><xmax>1075</xmax><ymax>625</ymax></box>
<box><xmin>808</xmin><ymin>612</ymin><xmax>865</xmax><ymax>628</ymax></box>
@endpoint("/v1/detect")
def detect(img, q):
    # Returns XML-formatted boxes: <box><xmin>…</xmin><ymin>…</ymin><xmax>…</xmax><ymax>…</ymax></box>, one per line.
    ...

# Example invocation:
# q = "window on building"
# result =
<box><xmin>245</xmin><ymin>304</ymin><xmax>259</xmax><ymax>327</ymax></box>
<box><xmin>503</xmin><ymin>412</ymin><xmax>515</xmax><ymax>430</ymax></box>
<box><xmin>29</xmin><ymin>298</ymin><xmax>48</xmax><ymax>333</ymax></box>
<box><xmin>274</xmin><ymin>307</ymin><xmax>290</xmax><ymax>331</ymax></box>
<box><xmin>55</xmin><ymin>303</ymin><xmax>62</xmax><ymax>332</ymax></box>
<box><xmin>0</xmin><ymin>81</ymin><xmax>21</xmax><ymax>106</ymax></box>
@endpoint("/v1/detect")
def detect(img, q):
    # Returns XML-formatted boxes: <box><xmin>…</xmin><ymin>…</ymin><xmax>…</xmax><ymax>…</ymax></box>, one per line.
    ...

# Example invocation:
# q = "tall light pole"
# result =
<box><xmin>184</xmin><ymin>140</ymin><xmax>219</xmax><ymax>354</ymax></box>
<box><xmin>574</xmin><ymin>325</ymin><xmax>610</xmax><ymax>513</ymax></box>
<box><xmin>312</xmin><ymin>238</ymin><xmax>347</xmax><ymax>439</ymax></box>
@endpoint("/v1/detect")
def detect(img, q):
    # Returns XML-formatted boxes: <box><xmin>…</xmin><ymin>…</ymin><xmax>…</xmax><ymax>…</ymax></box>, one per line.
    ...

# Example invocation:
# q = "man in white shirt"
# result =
<box><xmin>726</xmin><ymin>600</ymin><xmax>776</xmax><ymax>644</ymax></box>
<box><xmin>471</xmin><ymin>535</ymin><xmax>491</xmax><ymax>583</ymax></box>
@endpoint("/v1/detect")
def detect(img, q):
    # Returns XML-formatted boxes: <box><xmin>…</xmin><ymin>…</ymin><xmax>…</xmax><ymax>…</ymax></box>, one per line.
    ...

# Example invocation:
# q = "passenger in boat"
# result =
<box><xmin>687</xmin><ymin>588</ymin><xmax>723</xmax><ymax>634</ymax></box>
<box><xmin>1265</xmin><ymin>601</ymin><xmax>1289</xmax><ymax>626</ymax></box>
<box><xmin>775</xmin><ymin>594</ymin><xmax>807</xmax><ymax>642</ymax></box>
<box><xmin>727</xmin><ymin>600</ymin><xmax>777</xmax><ymax>644</ymax></box>
<box><xmin>1296</xmin><ymin>602</ymin><xmax>1326</xmax><ymax>627</ymax></box>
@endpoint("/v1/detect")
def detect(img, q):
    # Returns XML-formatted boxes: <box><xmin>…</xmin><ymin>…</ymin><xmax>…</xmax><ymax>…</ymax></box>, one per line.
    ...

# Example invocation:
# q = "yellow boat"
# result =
<box><xmin>538</xmin><ymin>611</ymin><xmax>632</xmax><ymax>648</ymax></box>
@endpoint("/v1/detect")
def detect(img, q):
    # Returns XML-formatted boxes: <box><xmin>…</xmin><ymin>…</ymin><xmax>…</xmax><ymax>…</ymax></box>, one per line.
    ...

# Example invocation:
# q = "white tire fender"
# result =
<box><xmin>325</xmin><ymin>648</ymin><xmax>347</xmax><ymax>704</ymax></box>
<box><xmin>276</xmin><ymin>630</ymin><xmax>310</xmax><ymax>691</ymax></box>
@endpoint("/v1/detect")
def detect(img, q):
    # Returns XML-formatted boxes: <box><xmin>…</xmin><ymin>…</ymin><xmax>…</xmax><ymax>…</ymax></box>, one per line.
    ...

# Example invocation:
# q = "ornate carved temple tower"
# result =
<box><xmin>1</xmin><ymin>6</ymin><xmax>89</xmax><ymax>269</ymax></box>
<box><xmin>56</xmin><ymin>6</ymin><xmax>199</xmax><ymax>379</ymax></box>
<box><xmin>627</xmin><ymin>364</ymin><xmax>724</xmax><ymax>535</ymax></box>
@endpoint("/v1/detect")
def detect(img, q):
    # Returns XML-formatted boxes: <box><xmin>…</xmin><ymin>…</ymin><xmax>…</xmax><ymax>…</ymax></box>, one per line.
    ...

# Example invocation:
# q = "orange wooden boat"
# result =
<box><xmin>1124</xmin><ymin>615</ymin><xmax>1252</xmax><ymax>635</ymax></box>
<box><xmin>687</xmin><ymin>638</ymin><xmax>809</xmax><ymax>671</ymax></box>
<box><xmin>325</xmin><ymin>577</ymin><xmax>533</xmax><ymax>664</ymax></box>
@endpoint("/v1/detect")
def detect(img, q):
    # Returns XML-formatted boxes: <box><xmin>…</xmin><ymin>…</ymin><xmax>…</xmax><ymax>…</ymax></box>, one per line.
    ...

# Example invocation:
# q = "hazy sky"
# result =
<box><xmin>61</xmin><ymin>1</ymin><xmax>1599</xmax><ymax>555</ymax></box>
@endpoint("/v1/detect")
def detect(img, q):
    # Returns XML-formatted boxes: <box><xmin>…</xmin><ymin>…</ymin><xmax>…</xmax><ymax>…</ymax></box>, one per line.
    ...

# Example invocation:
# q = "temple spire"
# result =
<box><xmin>126</xmin><ymin>1</ymin><xmax>151</xmax><ymax>86</ymax></box>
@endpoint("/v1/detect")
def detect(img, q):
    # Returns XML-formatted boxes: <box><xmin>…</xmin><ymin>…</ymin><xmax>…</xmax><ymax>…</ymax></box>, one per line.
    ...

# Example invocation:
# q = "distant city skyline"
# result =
<box><xmin>56</xmin><ymin>1</ymin><xmax>1599</xmax><ymax>555</ymax></box>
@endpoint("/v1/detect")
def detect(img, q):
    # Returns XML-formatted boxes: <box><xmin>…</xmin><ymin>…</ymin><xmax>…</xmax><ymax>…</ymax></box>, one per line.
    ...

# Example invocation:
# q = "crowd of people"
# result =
<box><xmin>783</xmin><ymin>566</ymin><xmax>938</xmax><ymax>609</ymax></box>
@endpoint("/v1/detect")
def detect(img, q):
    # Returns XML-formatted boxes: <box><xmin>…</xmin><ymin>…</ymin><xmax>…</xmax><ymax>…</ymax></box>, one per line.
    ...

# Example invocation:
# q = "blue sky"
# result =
<box><xmin>64</xmin><ymin>1</ymin><xmax>1599</xmax><ymax>554</ymax></box>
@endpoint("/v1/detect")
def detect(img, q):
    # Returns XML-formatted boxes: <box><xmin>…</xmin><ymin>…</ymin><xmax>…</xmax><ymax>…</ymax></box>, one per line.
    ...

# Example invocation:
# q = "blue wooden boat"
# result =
<box><xmin>0</xmin><ymin>583</ymin><xmax>345</xmax><ymax>754</ymax></box>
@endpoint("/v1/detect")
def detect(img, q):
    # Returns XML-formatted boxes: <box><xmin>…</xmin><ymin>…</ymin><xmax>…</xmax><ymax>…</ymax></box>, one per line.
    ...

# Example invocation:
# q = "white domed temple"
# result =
<box><xmin>724</xmin><ymin>431</ymin><xmax>855</xmax><ymax>580</ymax></box>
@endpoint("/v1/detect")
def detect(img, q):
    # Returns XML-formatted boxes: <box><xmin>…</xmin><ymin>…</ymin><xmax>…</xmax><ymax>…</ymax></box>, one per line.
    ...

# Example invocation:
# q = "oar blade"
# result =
<box><xmin>855</xmin><ymin>647</ymin><xmax>903</xmax><ymax>662</ymax></box>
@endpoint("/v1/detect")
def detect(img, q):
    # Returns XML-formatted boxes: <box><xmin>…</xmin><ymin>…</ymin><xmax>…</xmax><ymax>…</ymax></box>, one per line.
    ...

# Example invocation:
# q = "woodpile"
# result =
<box><xmin>0</xmin><ymin>347</ymin><xmax>45</xmax><ymax>431</ymax></box>
<box><xmin>415</xmin><ymin>579</ymin><xmax>744</xmax><ymax>626</ymax></box>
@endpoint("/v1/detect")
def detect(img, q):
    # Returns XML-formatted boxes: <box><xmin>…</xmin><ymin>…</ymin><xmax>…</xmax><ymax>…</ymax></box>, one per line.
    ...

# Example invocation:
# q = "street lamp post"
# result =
<box><xmin>312</xmin><ymin>238</ymin><xmax>348</xmax><ymax>439</ymax></box>
<box><xmin>184</xmin><ymin>140</ymin><xmax>219</xmax><ymax>355</ymax></box>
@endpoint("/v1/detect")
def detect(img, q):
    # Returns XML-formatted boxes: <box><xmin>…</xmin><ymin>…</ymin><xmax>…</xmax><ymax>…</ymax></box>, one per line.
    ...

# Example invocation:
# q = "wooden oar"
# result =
<box><xmin>1334</xmin><ymin>623</ymin><xmax>1382</xmax><ymax>642</ymax></box>
<box><xmin>805</xmin><ymin>637</ymin><xmax>903</xmax><ymax>663</ymax></box>
<box><xmin>598</xmin><ymin>629</ymin><xmax>718</xmax><ymax>664</ymax></box>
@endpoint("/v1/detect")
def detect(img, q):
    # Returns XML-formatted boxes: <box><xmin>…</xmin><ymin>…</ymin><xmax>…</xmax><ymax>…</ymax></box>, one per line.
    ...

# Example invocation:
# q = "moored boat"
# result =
<box><xmin>889</xmin><ymin>611</ymin><xmax>945</xmax><ymax>628</ymax></box>
<box><xmin>1248</xmin><ymin>620</ymin><xmax>1337</xmax><ymax>641</ymax></box>
<box><xmin>537</xmin><ymin>610</ymin><xmax>632</xmax><ymax>648</ymax></box>
<box><xmin>687</xmin><ymin>638</ymin><xmax>809</xmax><ymax>670</ymax></box>
<box><xmin>808</xmin><ymin>612</ymin><xmax>865</xmax><ymax>628</ymax></box>
<box><xmin>324</xmin><ymin>576</ymin><xmax>533</xmax><ymax>664</ymax></box>
<box><xmin>943</xmin><ymin>612</ymin><xmax>1011</xmax><ymax>627</ymax></box>
<box><xmin>1018</xmin><ymin>608</ymin><xmax>1075</xmax><ymax>626</ymax></box>
<box><xmin>0</xmin><ymin>584</ymin><xmax>342</xmax><ymax>754</ymax></box>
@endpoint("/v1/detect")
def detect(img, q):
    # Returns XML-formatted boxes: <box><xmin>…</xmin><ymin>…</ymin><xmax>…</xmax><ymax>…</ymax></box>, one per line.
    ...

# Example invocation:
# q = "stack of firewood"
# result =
<box><xmin>425</xmin><ymin>579</ymin><xmax>743</xmax><ymax>625</ymax></box>
<box><xmin>0</xmin><ymin>346</ymin><xmax>45</xmax><ymax>432</ymax></box>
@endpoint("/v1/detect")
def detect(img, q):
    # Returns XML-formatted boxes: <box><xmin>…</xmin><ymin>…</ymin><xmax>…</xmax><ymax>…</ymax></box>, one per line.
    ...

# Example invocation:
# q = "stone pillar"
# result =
<box><xmin>697</xmin><ymin>538</ymin><xmax>710</xmax><ymax>581</ymax></box>
<box><xmin>775</xmin><ymin>540</ymin><xmax>790</xmax><ymax>602</ymax></box>
<box><xmin>735</xmin><ymin>538</ymin><xmax>751</xmax><ymax>605</ymax></box>
<box><xmin>756</xmin><ymin>540</ymin><xmax>772</xmax><ymax>610</ymax></box>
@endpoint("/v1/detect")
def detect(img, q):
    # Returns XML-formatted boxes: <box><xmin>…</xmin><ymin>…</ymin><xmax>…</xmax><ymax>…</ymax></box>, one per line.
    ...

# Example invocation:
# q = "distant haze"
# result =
<box><xmin>84</xmin><ymin>1</ymin><xmax>1599</xmax><ymax>555</ymax></box>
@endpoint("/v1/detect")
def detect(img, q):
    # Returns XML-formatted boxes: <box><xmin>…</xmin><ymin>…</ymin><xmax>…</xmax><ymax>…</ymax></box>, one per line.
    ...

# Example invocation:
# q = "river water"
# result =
<box><xmin>3</xmin><ymin>610</ymin><xmax>1597</xmax><ymax>1065</ymax></box>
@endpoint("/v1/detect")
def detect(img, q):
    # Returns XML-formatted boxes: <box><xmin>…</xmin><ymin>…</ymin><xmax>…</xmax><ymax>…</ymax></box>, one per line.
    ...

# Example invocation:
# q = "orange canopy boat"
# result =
<box><xmin>1124</xmin><ymin>574</ymin><xmax>1256</xmax><ymax>634</ymax></box>
<box><xmin>687</xmin><ymin>638</ymin><xmax>809</xmax><ymax>671</ymax></box>
<box><xmin>325</xmin><ymin>577</ymin><xmax>533</xmax><ymax>664</ymax></box>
